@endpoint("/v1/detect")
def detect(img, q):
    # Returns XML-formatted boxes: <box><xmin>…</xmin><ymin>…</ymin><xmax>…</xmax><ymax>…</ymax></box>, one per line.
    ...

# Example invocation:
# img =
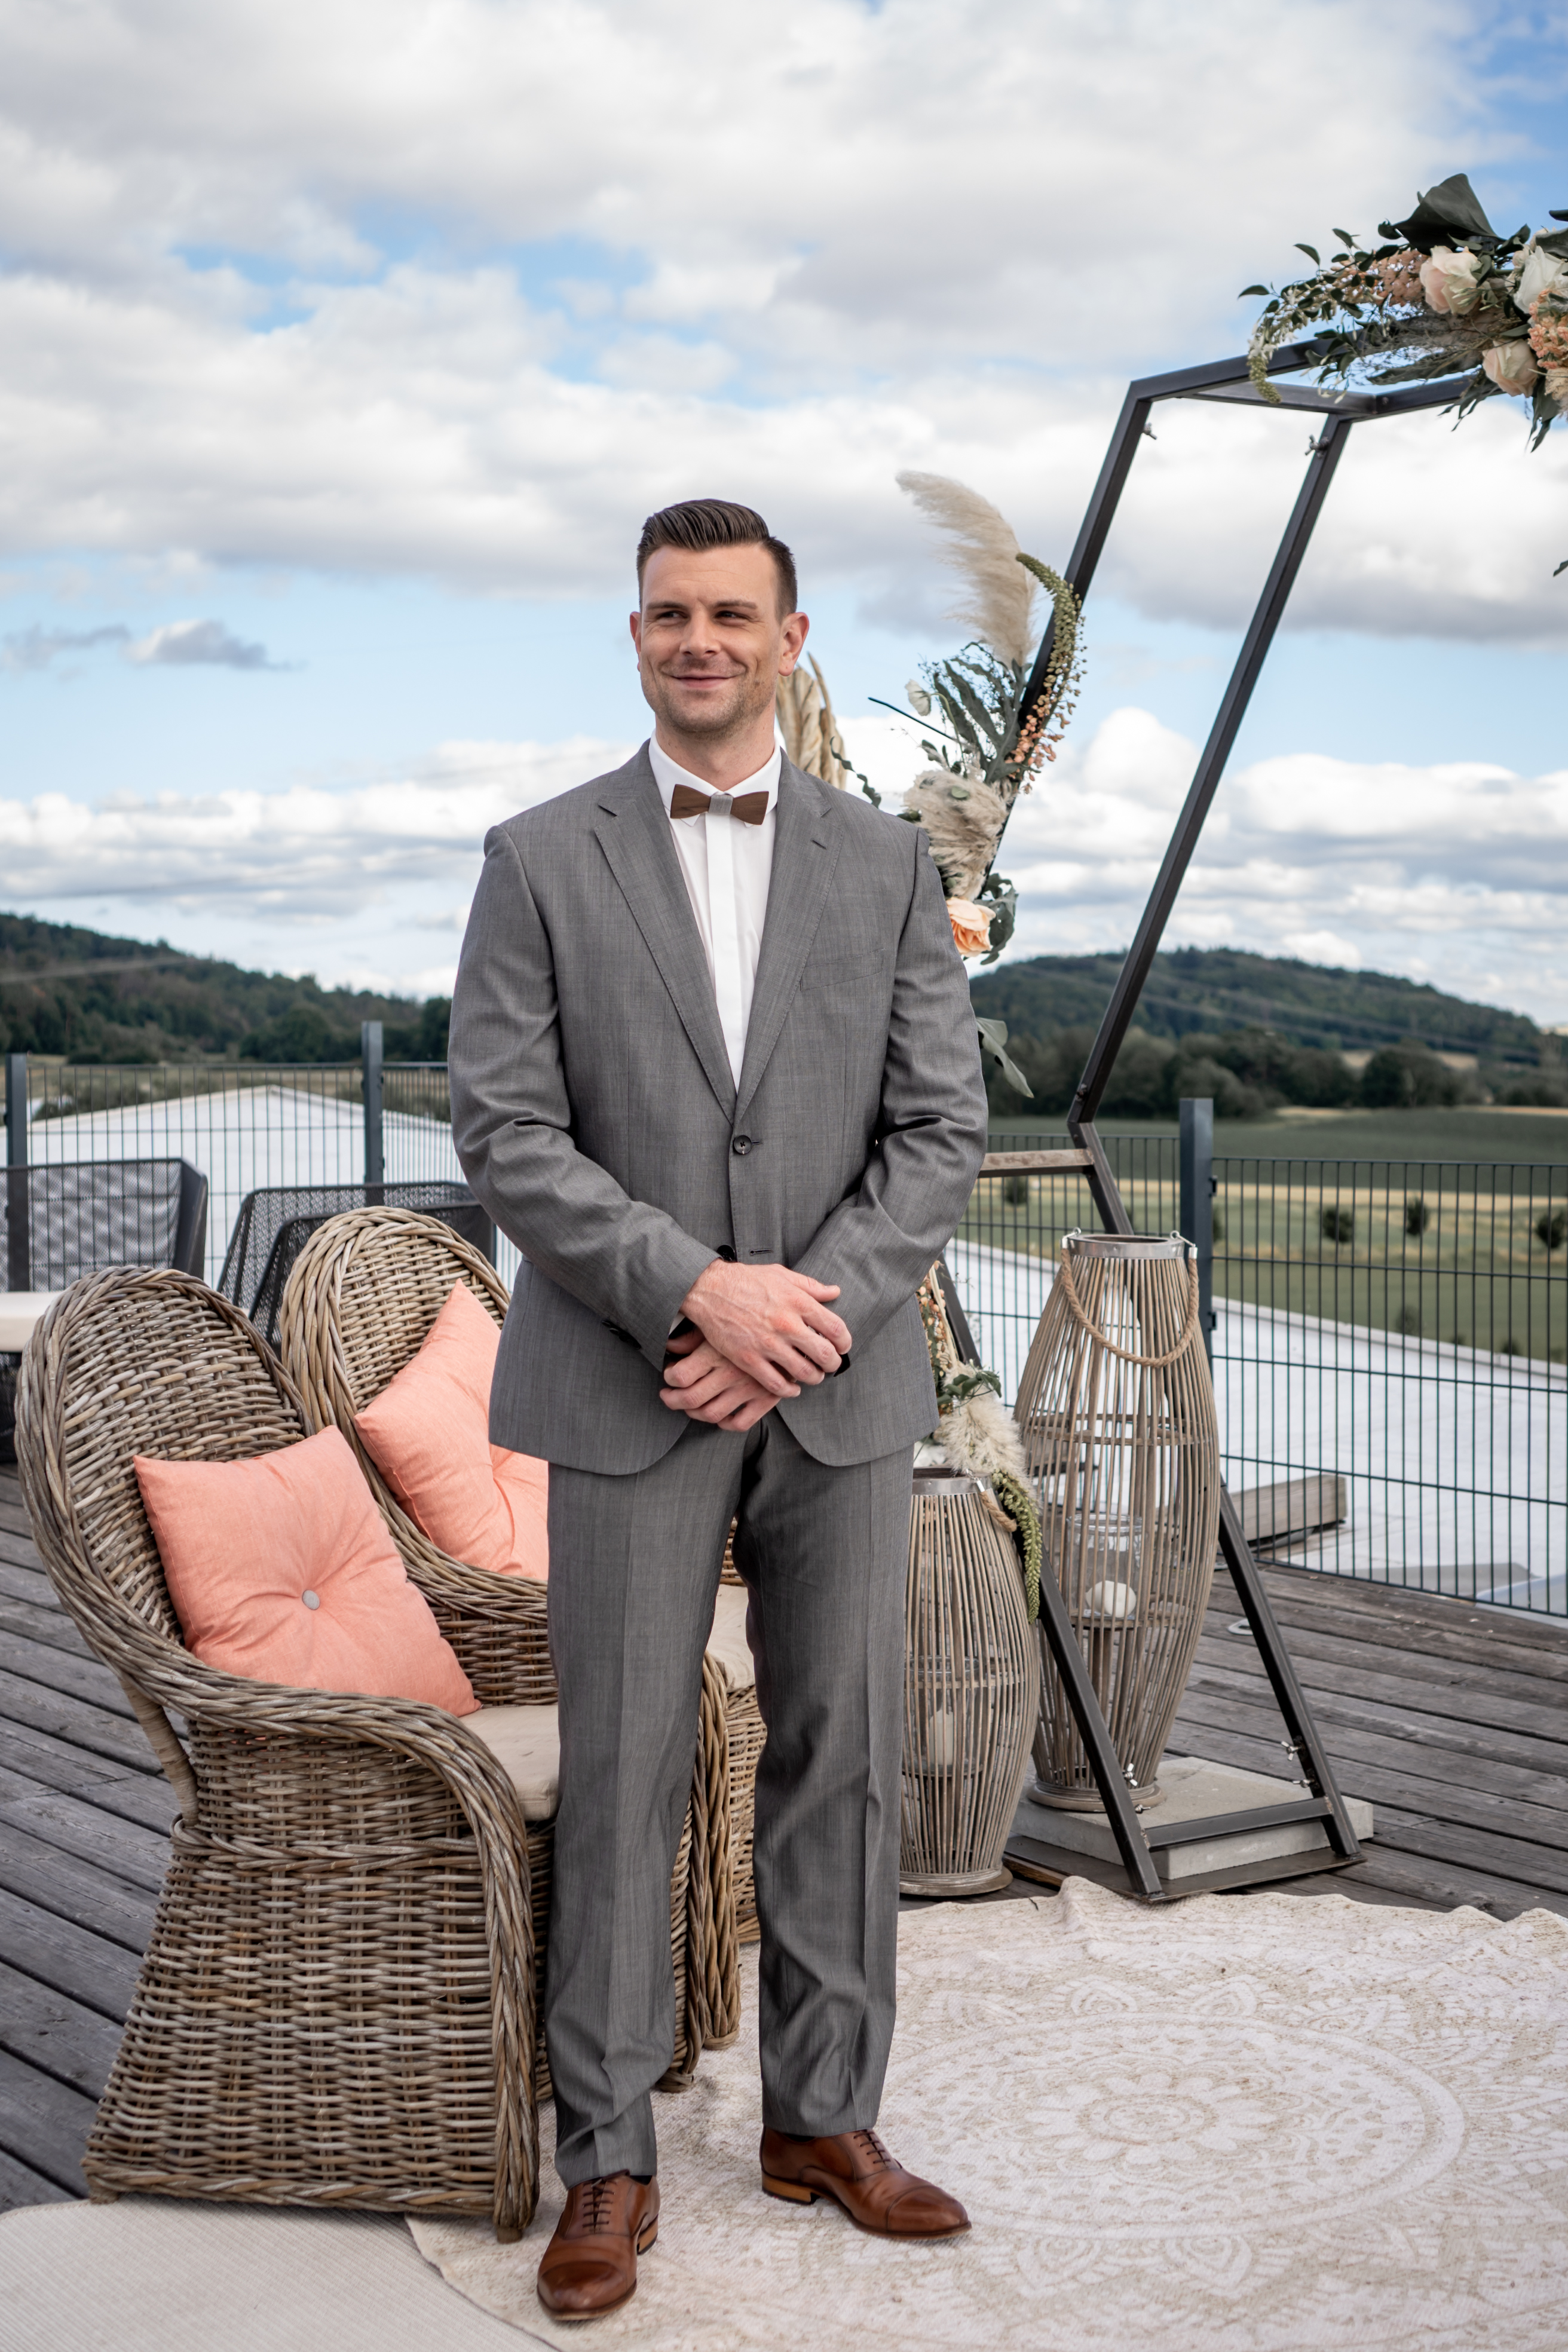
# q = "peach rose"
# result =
<box><xmin>1482</xmin><ymin>340</ymin><xmax>1539</xmax><ymax>394</ymax></box>
<box><xmin>1419</xmin><ymin>245</ymin><xmax>1483</xmax><ymax>316</ymax></box>
<box><xmin>947</xmin><ymin>898</ymin><xmax>994</xmax><ymax>957</ymax></box>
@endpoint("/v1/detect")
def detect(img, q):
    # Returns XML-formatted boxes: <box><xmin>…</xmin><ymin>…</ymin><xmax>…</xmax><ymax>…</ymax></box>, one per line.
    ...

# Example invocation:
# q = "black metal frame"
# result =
<box><xmin>1006</xmin><ymin>338</ymin><xmax>1470</xmax><ymax>1898</ymax></box>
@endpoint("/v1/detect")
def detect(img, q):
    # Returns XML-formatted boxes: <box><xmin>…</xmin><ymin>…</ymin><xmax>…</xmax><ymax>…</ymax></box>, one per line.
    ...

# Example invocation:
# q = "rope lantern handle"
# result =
<box><xmin>1054</xmin><ymin>1233</ymin><xmax>1202</xmax><ymax>1370</ymax></box>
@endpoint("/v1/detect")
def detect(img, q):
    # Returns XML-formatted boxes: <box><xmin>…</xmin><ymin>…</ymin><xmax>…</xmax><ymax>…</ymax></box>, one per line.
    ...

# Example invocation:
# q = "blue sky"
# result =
<box><xmin>1</xmin><ymin>0</ymin><xmax>1566</xmax><ymax>1014</ymax></box>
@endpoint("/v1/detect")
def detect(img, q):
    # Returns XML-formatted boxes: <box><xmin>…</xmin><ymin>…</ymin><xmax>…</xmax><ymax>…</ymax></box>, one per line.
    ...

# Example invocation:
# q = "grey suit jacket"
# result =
<box><xmin>448</xmin><ymin>746</ymin><xmax>988</xmax><ymax>1474</ymax></box>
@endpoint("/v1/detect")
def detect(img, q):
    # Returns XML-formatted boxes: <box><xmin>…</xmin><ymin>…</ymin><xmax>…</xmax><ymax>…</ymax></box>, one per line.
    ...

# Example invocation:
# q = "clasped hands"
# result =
<box><xmin>659</xmin><ymin>1260</ymin><xmax>852</xmax><ymax>1433</ymax></box>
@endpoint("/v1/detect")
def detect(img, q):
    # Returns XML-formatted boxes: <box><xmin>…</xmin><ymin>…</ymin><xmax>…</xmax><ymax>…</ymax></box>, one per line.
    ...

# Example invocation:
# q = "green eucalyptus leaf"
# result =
<box><xmin>1295</xmin><ymin>243</ymin><xmax>1321</xmax><ymax>265</ymax></box>
<box><xmin>975</xmin><ymin>1016</ymin><xmax>1033</xmax><ymax>1098</ymax></box>
<box><xmin>1238</xmin><ymin>283</ymin><xmax>1270</xmax><ymax>298</ymax></box>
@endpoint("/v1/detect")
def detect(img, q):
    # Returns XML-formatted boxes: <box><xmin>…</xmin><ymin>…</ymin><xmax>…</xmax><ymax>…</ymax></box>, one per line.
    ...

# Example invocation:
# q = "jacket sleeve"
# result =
<box><xmin>791</xmin><ymin>838</ymin><xmax>988</xmax><ymax>1352</ymax></box>
<box><xmin>449</xmin><ymin>823</ymin><xmax>716</xmax><ymax>1370</ymax></box>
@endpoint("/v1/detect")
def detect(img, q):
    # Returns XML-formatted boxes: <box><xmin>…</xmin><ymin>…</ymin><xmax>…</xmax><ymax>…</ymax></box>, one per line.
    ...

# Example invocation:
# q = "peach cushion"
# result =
<box><xmin>353</xmin><ymin>1279</ymin><xmax>549</xmax><ymax>1581</ymax></box>
<box><xmin>134</xmin><ymin>1425</ymin><xmax>478</xmax><ymax>1714</ymax></box>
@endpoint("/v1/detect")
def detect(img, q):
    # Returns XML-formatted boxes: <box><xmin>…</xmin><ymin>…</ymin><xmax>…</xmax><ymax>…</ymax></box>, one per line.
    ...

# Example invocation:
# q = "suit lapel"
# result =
<box><xmin>592</xmin><ymin>748</ymin><xmax>736</xmax><ymax>1117</ymax></box>
<box><xmin>736</xmin><ymin>760</ymin><xmax>840</xmax><ymax>1118</ymax></box>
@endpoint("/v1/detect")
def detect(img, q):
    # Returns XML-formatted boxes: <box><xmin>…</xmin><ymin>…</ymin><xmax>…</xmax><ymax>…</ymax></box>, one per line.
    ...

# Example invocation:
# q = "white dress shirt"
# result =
<box><xmin>649</xmin><ymin>735</ymin><xmax>780</xmax><ymax>1089</ymax></box>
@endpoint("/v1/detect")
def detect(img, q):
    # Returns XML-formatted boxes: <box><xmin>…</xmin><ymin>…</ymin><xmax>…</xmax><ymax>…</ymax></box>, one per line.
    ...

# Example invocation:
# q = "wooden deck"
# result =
<box><xmin>2</xmin><ymin>1456</ymin><xmax>1566</xmax><ymax>2213</ymax></box>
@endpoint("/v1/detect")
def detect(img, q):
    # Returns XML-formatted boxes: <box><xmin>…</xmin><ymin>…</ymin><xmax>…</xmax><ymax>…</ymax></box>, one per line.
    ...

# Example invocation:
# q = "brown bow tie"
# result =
<box><xmin>669</xmin><ymin>784</ymin><xmax>770</xmax><ymax>825</ymax></box>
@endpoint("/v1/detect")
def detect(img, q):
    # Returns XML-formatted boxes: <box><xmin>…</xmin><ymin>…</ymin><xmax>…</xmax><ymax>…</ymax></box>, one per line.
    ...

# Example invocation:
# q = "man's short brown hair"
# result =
<box><xmin>636</xmin><ymin>498</ymin><xmax>798</xmax><ymax>617</ymax></box>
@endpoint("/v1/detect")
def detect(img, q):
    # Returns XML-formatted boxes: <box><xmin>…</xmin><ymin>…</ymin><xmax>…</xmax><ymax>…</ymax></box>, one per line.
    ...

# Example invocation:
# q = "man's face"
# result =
<box><xmin>632</xmin><ymin>544</ymin><xmax>807</xmax><ymax>740</ymax></box>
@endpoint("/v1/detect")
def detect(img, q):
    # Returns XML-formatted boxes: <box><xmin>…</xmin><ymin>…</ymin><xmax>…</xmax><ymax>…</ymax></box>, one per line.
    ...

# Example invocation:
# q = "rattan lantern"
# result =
<box><xmin>1014</xmin><ymin>1232</ymin><xmax>1220</xmax><ymax>1811</ymax></box>
<box><xmin>901</xmin><ymin>1471</ymin><xmax>1040</xmax><ymax>1897</ymax></box>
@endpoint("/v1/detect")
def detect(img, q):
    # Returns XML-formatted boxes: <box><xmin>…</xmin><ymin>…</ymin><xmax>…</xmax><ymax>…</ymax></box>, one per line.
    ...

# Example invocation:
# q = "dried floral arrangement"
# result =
<box><xmin>1243</xmin><ymin>172</ymin><xmax>1568</xmax><ymax>468</ymax></box>
<box><xmin>889</xmin><ymin>473</ymin><xmax>1084</xmax><ymax>967</ymax></box>
<box><xmin>917</xmin><ymin>1264</ymin><xmax>1041</xmax><ymax>1619</ymax></box>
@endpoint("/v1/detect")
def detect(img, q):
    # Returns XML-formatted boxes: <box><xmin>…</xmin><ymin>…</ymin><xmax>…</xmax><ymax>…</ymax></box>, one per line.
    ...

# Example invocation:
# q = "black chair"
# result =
<box><xmin>1</xmin><ymin>1156</ymin><xmax>209</xmax><ymax>1459</ymax></box>
<box><xmin>218</xmin><ymin>1183</ymin><xmax>494</xmax><ymax>1352</ymax></box>
<box><xmin>3</xmin><ymin>1156</ymin><xmax>208</xmax><ymax>1292</ymax></box>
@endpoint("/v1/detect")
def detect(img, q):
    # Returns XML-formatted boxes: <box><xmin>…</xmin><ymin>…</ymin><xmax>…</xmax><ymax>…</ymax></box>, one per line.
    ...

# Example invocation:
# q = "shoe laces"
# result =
<box><xmin>850</xmin><ymin>2130</ymin><xmax>896</xmax><ymax>2172</ymax></box>
<box><xmin>582</xmin><ymin>2176</ymin><xmax>618</xmax><ymax>2231</ymax></box>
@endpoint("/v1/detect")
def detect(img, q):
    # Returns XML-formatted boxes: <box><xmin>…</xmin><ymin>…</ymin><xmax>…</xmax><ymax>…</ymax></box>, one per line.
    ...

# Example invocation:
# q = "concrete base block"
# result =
<box><xmin>1007</xmin><ymin>1754</ymin><xmax>1373</xmax><ymax>1897</ymax></box>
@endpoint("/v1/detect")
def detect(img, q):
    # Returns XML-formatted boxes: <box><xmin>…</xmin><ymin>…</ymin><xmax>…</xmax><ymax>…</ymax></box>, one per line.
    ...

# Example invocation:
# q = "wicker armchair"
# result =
<box><xmin>14</xmin><ymin>1269</ymin><xmax>543</xmax><ymax>2238</ymax></box>
<box><xmin>277</xmin><ymin>1205</ymin><xmax>741</xmax><ymax>2060</ymax></box>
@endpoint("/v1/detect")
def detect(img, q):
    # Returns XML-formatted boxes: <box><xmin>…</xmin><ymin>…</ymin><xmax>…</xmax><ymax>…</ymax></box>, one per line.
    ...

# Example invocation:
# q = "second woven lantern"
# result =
<box><xmin>1014</xmin><ymin>1232</ymin><xmax>1220</xmax><ymax>1810</ymax></box>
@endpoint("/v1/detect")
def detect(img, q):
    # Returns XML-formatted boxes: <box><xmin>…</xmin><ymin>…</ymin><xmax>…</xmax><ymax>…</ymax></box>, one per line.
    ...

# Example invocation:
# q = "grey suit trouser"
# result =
<box><xmin>544</xmin><ymin>1410</ymin><xmax>912</xmax><ymax>2188</ymax></box>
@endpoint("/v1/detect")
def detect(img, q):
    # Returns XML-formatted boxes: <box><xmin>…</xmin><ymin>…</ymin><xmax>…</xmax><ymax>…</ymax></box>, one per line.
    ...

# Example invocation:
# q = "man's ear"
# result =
<box><xmin>778</xmin><ymin>610</ymin><xmax>809</xmax><ymax>675</ymax></box>
<box><xmin>629</xmin><ymin>611</ymin><xmax>643</xmax><ymax>653</ymax></box>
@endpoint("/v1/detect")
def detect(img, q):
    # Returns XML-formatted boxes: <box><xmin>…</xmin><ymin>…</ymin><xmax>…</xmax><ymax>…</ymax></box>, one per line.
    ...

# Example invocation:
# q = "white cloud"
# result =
<box><xmin>129</xmin><ymin>617</ymin><xmax>280</xmax><ymax>668</ymax></box>
<box><xmin>5</xmin><ymin>709</ymin><xmax>1568</xmax><ymax>1019</ymax></box>
<box><xmin>0</xmin><ymin>0</ymin><xmax>1561</xmax><ymax>639</ymax></box>
<box><xmin>0</xmin><ymin>734</ymin><xmax>632</xmax><ymax>918</ymax></box>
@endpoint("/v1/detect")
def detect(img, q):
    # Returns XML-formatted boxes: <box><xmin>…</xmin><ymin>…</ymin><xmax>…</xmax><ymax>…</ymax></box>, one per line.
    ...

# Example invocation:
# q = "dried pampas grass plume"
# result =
<box><xmin>776</xmin><ymin>655</ymin><xmax>858</xmax><ymax>789</ymax></box>
<box><xmin>896</xmin><ymin>471</ymin><xmax>1040</xmax><ymax>667</ymax></box>
<box><xmin>901</xmin><ymin>767</ymin><xmax>1008</xmax><ymax>902</ymax></box>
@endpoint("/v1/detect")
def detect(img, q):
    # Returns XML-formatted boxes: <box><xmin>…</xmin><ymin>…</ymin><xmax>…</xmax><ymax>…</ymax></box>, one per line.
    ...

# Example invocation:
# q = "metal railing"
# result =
<box><xmin>5</xmin><ymin>1053</ymin><xmax>1563</xmax><ymax>1614</ymax></box>
<box><xmin>2</xmin><ymin>1033</ymin><xmax>520</xmax><ymax>1291</ymax></box>
<box><xmin>959</xmin><ymin>1118</ymin><xmax>1567</xmax><ymax>1619</ymax></box>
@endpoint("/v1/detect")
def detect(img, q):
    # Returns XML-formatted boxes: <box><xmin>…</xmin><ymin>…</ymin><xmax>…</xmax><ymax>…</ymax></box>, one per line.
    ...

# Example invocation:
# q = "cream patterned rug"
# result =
<box><xmin>411</xmin><ymin>1881</ymin><xmax>1568</xmax><ymax>2352</ymax></box>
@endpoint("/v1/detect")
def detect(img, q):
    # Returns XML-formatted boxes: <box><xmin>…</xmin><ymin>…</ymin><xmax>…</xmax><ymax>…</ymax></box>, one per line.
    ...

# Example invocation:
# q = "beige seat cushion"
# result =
<box><xmin>706</xmin><ymin>1583</ymin><xmax>757</xmax><ymax>1699</ymax></box>
<box><xmin>464</xmin><ymin>1703</ymin><xmax>559</xmax><ymax>1820</ymax></box>
<box><xmin>465</xmin><ymin>1592</ymin><xmax>753</xmax><ymax>1819</ymax></box>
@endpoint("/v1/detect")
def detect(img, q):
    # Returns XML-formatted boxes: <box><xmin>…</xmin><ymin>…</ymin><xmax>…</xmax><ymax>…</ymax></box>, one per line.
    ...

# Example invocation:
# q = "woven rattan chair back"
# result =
<box><xmin>279</xmin><ymin>1207</ymin><xmax>553</xmax><ymax>1711</ymax></box>
<box><xmin>24</xmin><ymin>1268</ymin><xmax>305</xmax><ymax>1658</ymax></box>
<box><xmin>14</xmin><ymin>1266</ymin><xmax>543</xmax><ymax>2237</ymax></box>
<box><xmin>277</xmin><ymin>1205</ymin><xmax>742</xmax><ymax>2068</ymax></box>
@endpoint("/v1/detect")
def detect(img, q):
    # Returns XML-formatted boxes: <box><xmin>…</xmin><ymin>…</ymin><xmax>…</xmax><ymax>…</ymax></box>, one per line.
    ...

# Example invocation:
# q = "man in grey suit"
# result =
<box><xmin>450</xmin><ymin>498</ymin><xmax>988</xmax><ymax>2320</ymax></box>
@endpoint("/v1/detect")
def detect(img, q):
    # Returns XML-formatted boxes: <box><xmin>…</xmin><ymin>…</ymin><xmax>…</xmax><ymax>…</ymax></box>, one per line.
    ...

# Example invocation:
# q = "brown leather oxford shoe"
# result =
<box><xmin>536</xmin><ymin>2172</ymin><xmax>660</xmax><ymax>2321</ymax></box>
<box><xmin>760</xmin><ymin>2127</ymin><xmax>970</xmax><ymax>2239</ymax></box>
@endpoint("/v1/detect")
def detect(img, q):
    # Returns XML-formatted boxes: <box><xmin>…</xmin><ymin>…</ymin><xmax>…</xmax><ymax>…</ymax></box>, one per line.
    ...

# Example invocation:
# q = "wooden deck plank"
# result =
<box><xmin>0</xmin><ymin>1823</ymin><xmax>158</xmax><ymax>1953</ymax></box>
<box><xmin>0</xmin><ymin>1637</ymin><xmax>134</xmax><ymax>1722</ymax></box>
<box><xmin>0</xmin><ymin>1885</ymin><xmax>142</xmax><ymax>2021</ymax></box>
<box><xmin>0</xmin><ymin>1959</ymin><xmax>127</xmax><ymax>2101</ymax></box>
<box><xmin>0</xmin><ymin>1781</ymin><xmax>171</xmax><ymax>1895</ymax></box>
<box><xmin>1174</xmin><ymin>1676</ymin><xmax>1568</xmax><ymax>1814</ymax></box>
<box><xmin>1181</xmin><ymin>1650</ymin><xmax>1568</xmax><ymax>1781</ymax></box>
<box><xmin>0</xmin><ymin>2047</ymin><xmax>96</xmax><ymax>2199</ymax></box>
<box><xmin>1217</xmin><ymin>1564</ymin><xmax>1568</xmax><ymax>1663</ymax></box>
<box><xmin>1187</xmin><ymin>1637</ymin><xmax>1568</xmax><ymax>1749</ymax></box>
<box><xmin>0</xmin><ymin>1593</ymin><xmax>92</xmax><ymax>1662</ymax></box>
<box><xmin>0</xmin><ymin>1670</ymin><xmax>153</xmax><ymax>1774</ymax></box>
<box><xmin>0</xmin><ymin>1559</ymin><xmax>60</xmax><ymax>1607</ymax></box>
<box><xmin>0</xmin><ymin>2143</ymin><xmax>74</xmax><ymax>2210</ymax></box>
<box><xmin>1203</xmin><ymin>1611</ymin><xmax>1568</xmax><ymax>1713</ymax></box>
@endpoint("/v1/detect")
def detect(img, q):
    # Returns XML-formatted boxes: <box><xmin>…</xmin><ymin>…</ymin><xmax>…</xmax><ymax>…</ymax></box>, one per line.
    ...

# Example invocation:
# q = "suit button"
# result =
<box><xmin>731</xmin><ymin>1135</ymin><xmax>752</xmax><ymax>1156</ymax></box>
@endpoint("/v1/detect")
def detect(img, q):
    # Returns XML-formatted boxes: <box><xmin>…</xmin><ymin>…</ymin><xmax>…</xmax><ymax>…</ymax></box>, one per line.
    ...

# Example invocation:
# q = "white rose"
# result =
<box><xmin>1514</xmin><ymin>240</ymin><xmax>1568</xmax><ymax>314</ymax></box>
<box><xmin>1419</xmin><ymin>245</ymin><xmax>1483</xmax><ymax>316</ymax></box>
<box><xmin>1482</xmin><ymin>341</ymin><xmax>1540</xmax><ymax>394</ymax></box>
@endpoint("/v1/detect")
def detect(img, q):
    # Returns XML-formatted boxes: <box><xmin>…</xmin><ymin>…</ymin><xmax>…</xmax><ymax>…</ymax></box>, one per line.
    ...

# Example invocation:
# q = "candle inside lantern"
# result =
<box><xmin>1083</xmin><ymin>1578</ymin><xmax>1138</xmax><ymax>1622</ymax></box>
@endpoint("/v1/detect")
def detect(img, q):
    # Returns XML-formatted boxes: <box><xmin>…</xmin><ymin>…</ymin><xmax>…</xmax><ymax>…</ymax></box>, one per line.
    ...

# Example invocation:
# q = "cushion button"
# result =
<box><xmin>731</xmin><ymin>1135</ymin><xmax>752</xmax><ymax>1156</ymax></box>
<box><xmin>302</xmin><ymin>1590</ymin><xmax>321</xmax><ymax>1610</ymax></box>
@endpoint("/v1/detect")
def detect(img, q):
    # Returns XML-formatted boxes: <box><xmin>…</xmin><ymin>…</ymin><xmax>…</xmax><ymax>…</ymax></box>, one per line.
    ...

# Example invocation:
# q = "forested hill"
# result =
<box><xmin>970</xmin><ymin>948</ymin><xmax>1542</xmax><ymax>1061</ymax></box>
<box><xmin>970</xmin><ymin>948</ymin><xmax>1561</xmax><ymax>1117</ymax></box>
<box><xmin>0</xmin><ymin>909</ymin><xmax>448</xmax><ymax>1064</ymax></box>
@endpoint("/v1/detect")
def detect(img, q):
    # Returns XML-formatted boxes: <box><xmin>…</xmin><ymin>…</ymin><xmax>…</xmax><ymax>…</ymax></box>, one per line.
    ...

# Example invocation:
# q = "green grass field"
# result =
<box><xmin>975</xmin><ymin>1108</ymin><xmax>1568</xmax><ymax>1361</ymax></box>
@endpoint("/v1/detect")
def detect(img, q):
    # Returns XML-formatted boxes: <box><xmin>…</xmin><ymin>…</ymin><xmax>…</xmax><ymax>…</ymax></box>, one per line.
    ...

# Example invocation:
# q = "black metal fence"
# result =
<box><xmin>959</xmin><ymin>1123</ymin><xmax>1567</xmax><ymax>1620</ymax></box>
<box><xmin>5</xmin><ymin>1051</ymin><xmax>1564</xmax><ymax>1616</ymax></box>
<box><xmin>2</xmin><ymin>1034</ymin><xmax>520</xmax><ymax>1292</ymax></box>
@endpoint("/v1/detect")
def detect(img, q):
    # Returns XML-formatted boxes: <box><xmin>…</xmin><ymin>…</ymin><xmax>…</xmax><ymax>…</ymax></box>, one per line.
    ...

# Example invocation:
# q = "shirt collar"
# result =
<box><xmin>649</xmin><ymin>735</ymin><xmax>782</xmax><ymax>820</ymax></box>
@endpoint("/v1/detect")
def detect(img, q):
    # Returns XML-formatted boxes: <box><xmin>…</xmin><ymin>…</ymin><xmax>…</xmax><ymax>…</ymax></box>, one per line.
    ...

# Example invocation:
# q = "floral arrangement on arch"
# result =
<box><xmin>1243</xmin><ymin>172</ymin><xmax>1568</xmax><ymax>460</ymax></box>
<box><xmin>867</xmin><ymin>471</ymin><xmax>1087</xmax><ymax>1094</ymax></box>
